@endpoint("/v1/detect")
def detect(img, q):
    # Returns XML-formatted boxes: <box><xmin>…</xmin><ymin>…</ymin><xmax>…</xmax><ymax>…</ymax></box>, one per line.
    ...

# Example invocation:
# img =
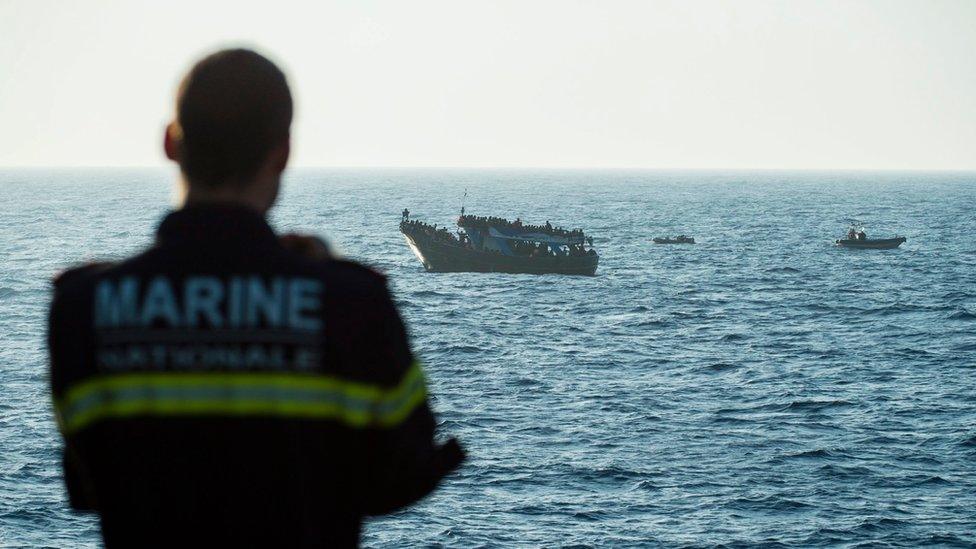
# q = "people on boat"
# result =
<box><xmin>404</xmin><ymin>214</ymin><xmax>597</xmax><ymax>259</ymax></box>
<box><xmin>654</xmin><ymin>235</ymin><xmax>694</xmax><ymax>244</ymax></box>
<box><xmin>568</xmin><ymin>244</ymin><xmax>589</xmax><ymax>257</ymax></box>
<box><xmin>400</xmin><ymin>219</ymin><xmax>464</xmax><ymax>245</ymax></box>
<box><xmin>845</xmin><ymin>225</ymin><xmax>868</xmax><ymax>241</ymax></box>
<box><xmin>457</xmin><ymin>214</ymin><xmax>584</xmax><ymax>239</ymax></box>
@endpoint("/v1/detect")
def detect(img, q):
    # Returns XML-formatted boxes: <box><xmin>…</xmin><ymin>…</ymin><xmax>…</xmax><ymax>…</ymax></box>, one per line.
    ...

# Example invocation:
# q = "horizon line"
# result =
<box><xmin>1</xmin><ymin>165</ymin><xmax>975</xmax><ymax>173</ymax></box>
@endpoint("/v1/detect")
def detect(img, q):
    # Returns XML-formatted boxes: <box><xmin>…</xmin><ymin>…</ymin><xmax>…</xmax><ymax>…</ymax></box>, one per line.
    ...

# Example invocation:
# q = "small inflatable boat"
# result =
<box><xmin>653</xmin><ymin>235</ymin><xmax>695</xmax><ymax>245</ymax></box>
<box><xmin>836</xmin><ymin>236</ymin><xmax>905</xmax><ymax>249</ymax></box>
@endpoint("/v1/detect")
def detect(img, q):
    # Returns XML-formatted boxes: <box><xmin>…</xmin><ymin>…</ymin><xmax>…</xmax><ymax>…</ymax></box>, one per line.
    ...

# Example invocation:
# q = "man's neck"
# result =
<box><xmin>180</xmin><ymin>179</ymin><xmax>270</xmax><ymax>215</ymax></box>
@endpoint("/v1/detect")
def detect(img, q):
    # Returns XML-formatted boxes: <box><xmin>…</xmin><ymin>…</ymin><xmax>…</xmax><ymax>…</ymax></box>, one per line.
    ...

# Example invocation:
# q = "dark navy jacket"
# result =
<box><xmin>48</xmin><ymin>205</ymin><xmax>463</xmax><ymax>548</ymax></box>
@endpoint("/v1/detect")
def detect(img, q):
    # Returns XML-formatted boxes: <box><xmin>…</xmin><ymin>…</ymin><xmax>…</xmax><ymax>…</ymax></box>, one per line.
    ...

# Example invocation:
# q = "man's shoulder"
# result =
<box><xmin>52</xmin><ymin>261</ymin><xmax>116</xmax><ymax>292</ymax></box>
<box><xmin>277</xmin><ymin>234</ymin><xmax>388</xmax><ymax>291</ymax></box>
<box><xmin>315</xmin><ymin>257</ymin><xmax>392</xmax><ymax>298</ymax></box>
<box><xmin>324</xmin><ymin>257</ymin><xmax>386</xmax><ymax>280</ymax></box>
<box><xmin>52</xmin><ymin>246</ymin><xmax>163</xmax><ymax>293</ymax></box>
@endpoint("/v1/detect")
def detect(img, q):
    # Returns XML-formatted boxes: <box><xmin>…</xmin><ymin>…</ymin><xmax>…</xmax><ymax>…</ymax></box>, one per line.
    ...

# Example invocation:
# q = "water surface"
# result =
<box><xmin>1</xmin><ymin>169</ymin><xmax>974</xmax><ymax>547</ymax></box>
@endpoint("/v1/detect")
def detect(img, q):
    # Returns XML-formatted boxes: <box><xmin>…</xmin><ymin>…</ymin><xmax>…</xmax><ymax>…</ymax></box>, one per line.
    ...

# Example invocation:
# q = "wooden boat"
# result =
<box><xmin>400</xmin><ymin>214</ymin><xmax>599</xmax><ymax>275</ymax></box>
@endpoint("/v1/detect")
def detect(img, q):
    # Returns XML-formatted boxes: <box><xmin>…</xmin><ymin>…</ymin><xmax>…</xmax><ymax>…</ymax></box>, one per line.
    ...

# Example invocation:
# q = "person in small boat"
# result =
<box><xmin>857</xmin><ymin>230</ymin><xmax>866</xmax><ymax>241</ymax></box>
<box><xmin>847</xmin><ymin>227</ymin><xmax>857</xmax><ymax>240</ymax></box>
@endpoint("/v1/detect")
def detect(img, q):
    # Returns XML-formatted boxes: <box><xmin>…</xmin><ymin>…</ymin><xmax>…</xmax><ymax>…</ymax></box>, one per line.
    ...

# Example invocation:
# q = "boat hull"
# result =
<box><xmin>402</xmin><ymin>227</ymin><xmax>599</xmax><ymax>276</ymax></box>
<box><xmin>836</xmin><ymin>237</ymin><xmax>906</xmax><ymax>249</ymax></box>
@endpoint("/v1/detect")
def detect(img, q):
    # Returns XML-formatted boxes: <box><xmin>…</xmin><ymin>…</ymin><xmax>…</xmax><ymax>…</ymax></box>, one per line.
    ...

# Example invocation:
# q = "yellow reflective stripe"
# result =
<box><xmin>56</xmin><ymin>361</ymin><xmax>426</xmax><ymax>434</ymax></box>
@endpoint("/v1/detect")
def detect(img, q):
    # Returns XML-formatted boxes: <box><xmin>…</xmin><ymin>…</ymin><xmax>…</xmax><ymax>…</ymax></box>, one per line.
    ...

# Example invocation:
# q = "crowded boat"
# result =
<box><xmin>399</xmin><ymin>210</ymin><xmax>599</xmax><ymax>275</ymax></box>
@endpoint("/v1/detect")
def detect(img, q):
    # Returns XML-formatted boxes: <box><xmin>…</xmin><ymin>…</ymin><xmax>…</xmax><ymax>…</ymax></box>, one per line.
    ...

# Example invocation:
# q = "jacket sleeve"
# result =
<box><xmin>48</xmin><ymin>277</ymin><xmax>98</xmax><ymax>512</ymax></box>
<box><xmin>353</xmin><ymin>279</ymin><xmax>465</xmax><ymax>516</ymax></box>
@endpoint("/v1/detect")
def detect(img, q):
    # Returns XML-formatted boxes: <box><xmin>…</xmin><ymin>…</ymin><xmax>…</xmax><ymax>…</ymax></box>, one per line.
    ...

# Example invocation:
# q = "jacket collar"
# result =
<box><xmin>156</xmin><ymin>204</ymin><xmax>279</xmax><ymax>248</ymax></box>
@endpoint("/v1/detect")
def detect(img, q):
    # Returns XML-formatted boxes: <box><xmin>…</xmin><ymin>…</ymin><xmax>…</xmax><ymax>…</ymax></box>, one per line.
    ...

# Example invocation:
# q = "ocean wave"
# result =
<box><xmin>636</xmin><ymin>319</ymin><xmax>670</xmax><ymax>327</ymax></box>
<box><xmin>781</xmin><ymin>399</ymin><xmax>854</xmax><ymax>411</ymax></box>
<box><xmin>817</xmin><ymin>464</ymin><xmax>873</xmax><ymax>479</ymax></box>
<box><xmin>705</xmin><ymin>362</ymin><xmax>738</xmax><ymax>372</ymax></box>
<box><xmin>784</xmin><ymin>448</ymin><xmax>842</xmax><ymax>459</ymax></box>
<box><xmin>409</xmin><ymin>289</ymin><xmax>447</xmax><ymax>298</ymax></box>
<box><xmin>727</xmin><ymin>495</ymin><xmax>813</xmax><ymax>512</ymax></box>
<box><xmin>718</xmin><ymin>400</ymin><xmax>854</xmax><ymax>415</ymax></box>
<box><xmin>861</xmin><ymin>303</ymin><xmax>934</xmax><ymax>316</ymax></box>
<box><xmin>913</xmin><ymin>475</ymin><xmax>951</xmax><ymax>486</ymax></box>
<box><xmin>947</xmin><ymin>309</ymin><xmax>976</xmax><ymax>321</ymax></box>
<box><xmin>853</xmin><ymin>517</ymin><xmax>907</xmax><ymax>532</ymax></box>
<box><xmin>941</xmin><ymin>290</ymin><xmax>974</xmax><ymax>301</ymax></box>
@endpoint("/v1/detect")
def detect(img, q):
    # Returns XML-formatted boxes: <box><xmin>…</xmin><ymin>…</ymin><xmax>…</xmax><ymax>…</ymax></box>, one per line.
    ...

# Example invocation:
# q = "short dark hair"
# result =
<box><xmin>174</xmin><ymin>49</ymin><xmax>292</xmax><ymax>187</ymax></box>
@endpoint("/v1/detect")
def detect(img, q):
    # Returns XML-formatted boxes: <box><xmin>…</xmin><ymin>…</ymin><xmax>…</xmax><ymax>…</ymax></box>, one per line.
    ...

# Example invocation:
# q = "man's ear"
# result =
<box><xmin>164</xmin><ymin>123</ymin><xmax>182</xmax><ymax>162</ymax></box>
<box><xmin>272</xmin><ymin>138</ymin><xmax>290</xmax><ymax>174</ymax></box>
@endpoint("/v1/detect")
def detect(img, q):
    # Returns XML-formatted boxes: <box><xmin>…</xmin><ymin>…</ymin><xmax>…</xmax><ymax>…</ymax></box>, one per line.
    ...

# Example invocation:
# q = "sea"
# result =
<box><xmin>1</xmin><ymin>168</ymin><xmax>974</xmax><ymax>548</ymax></box>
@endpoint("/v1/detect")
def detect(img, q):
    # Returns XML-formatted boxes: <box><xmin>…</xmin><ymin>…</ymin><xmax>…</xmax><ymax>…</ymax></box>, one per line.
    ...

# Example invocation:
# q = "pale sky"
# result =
<box><xmin>1</xmin><ymin>0</ymin><xmax>974</xmax><ymax>169</ymax></box>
